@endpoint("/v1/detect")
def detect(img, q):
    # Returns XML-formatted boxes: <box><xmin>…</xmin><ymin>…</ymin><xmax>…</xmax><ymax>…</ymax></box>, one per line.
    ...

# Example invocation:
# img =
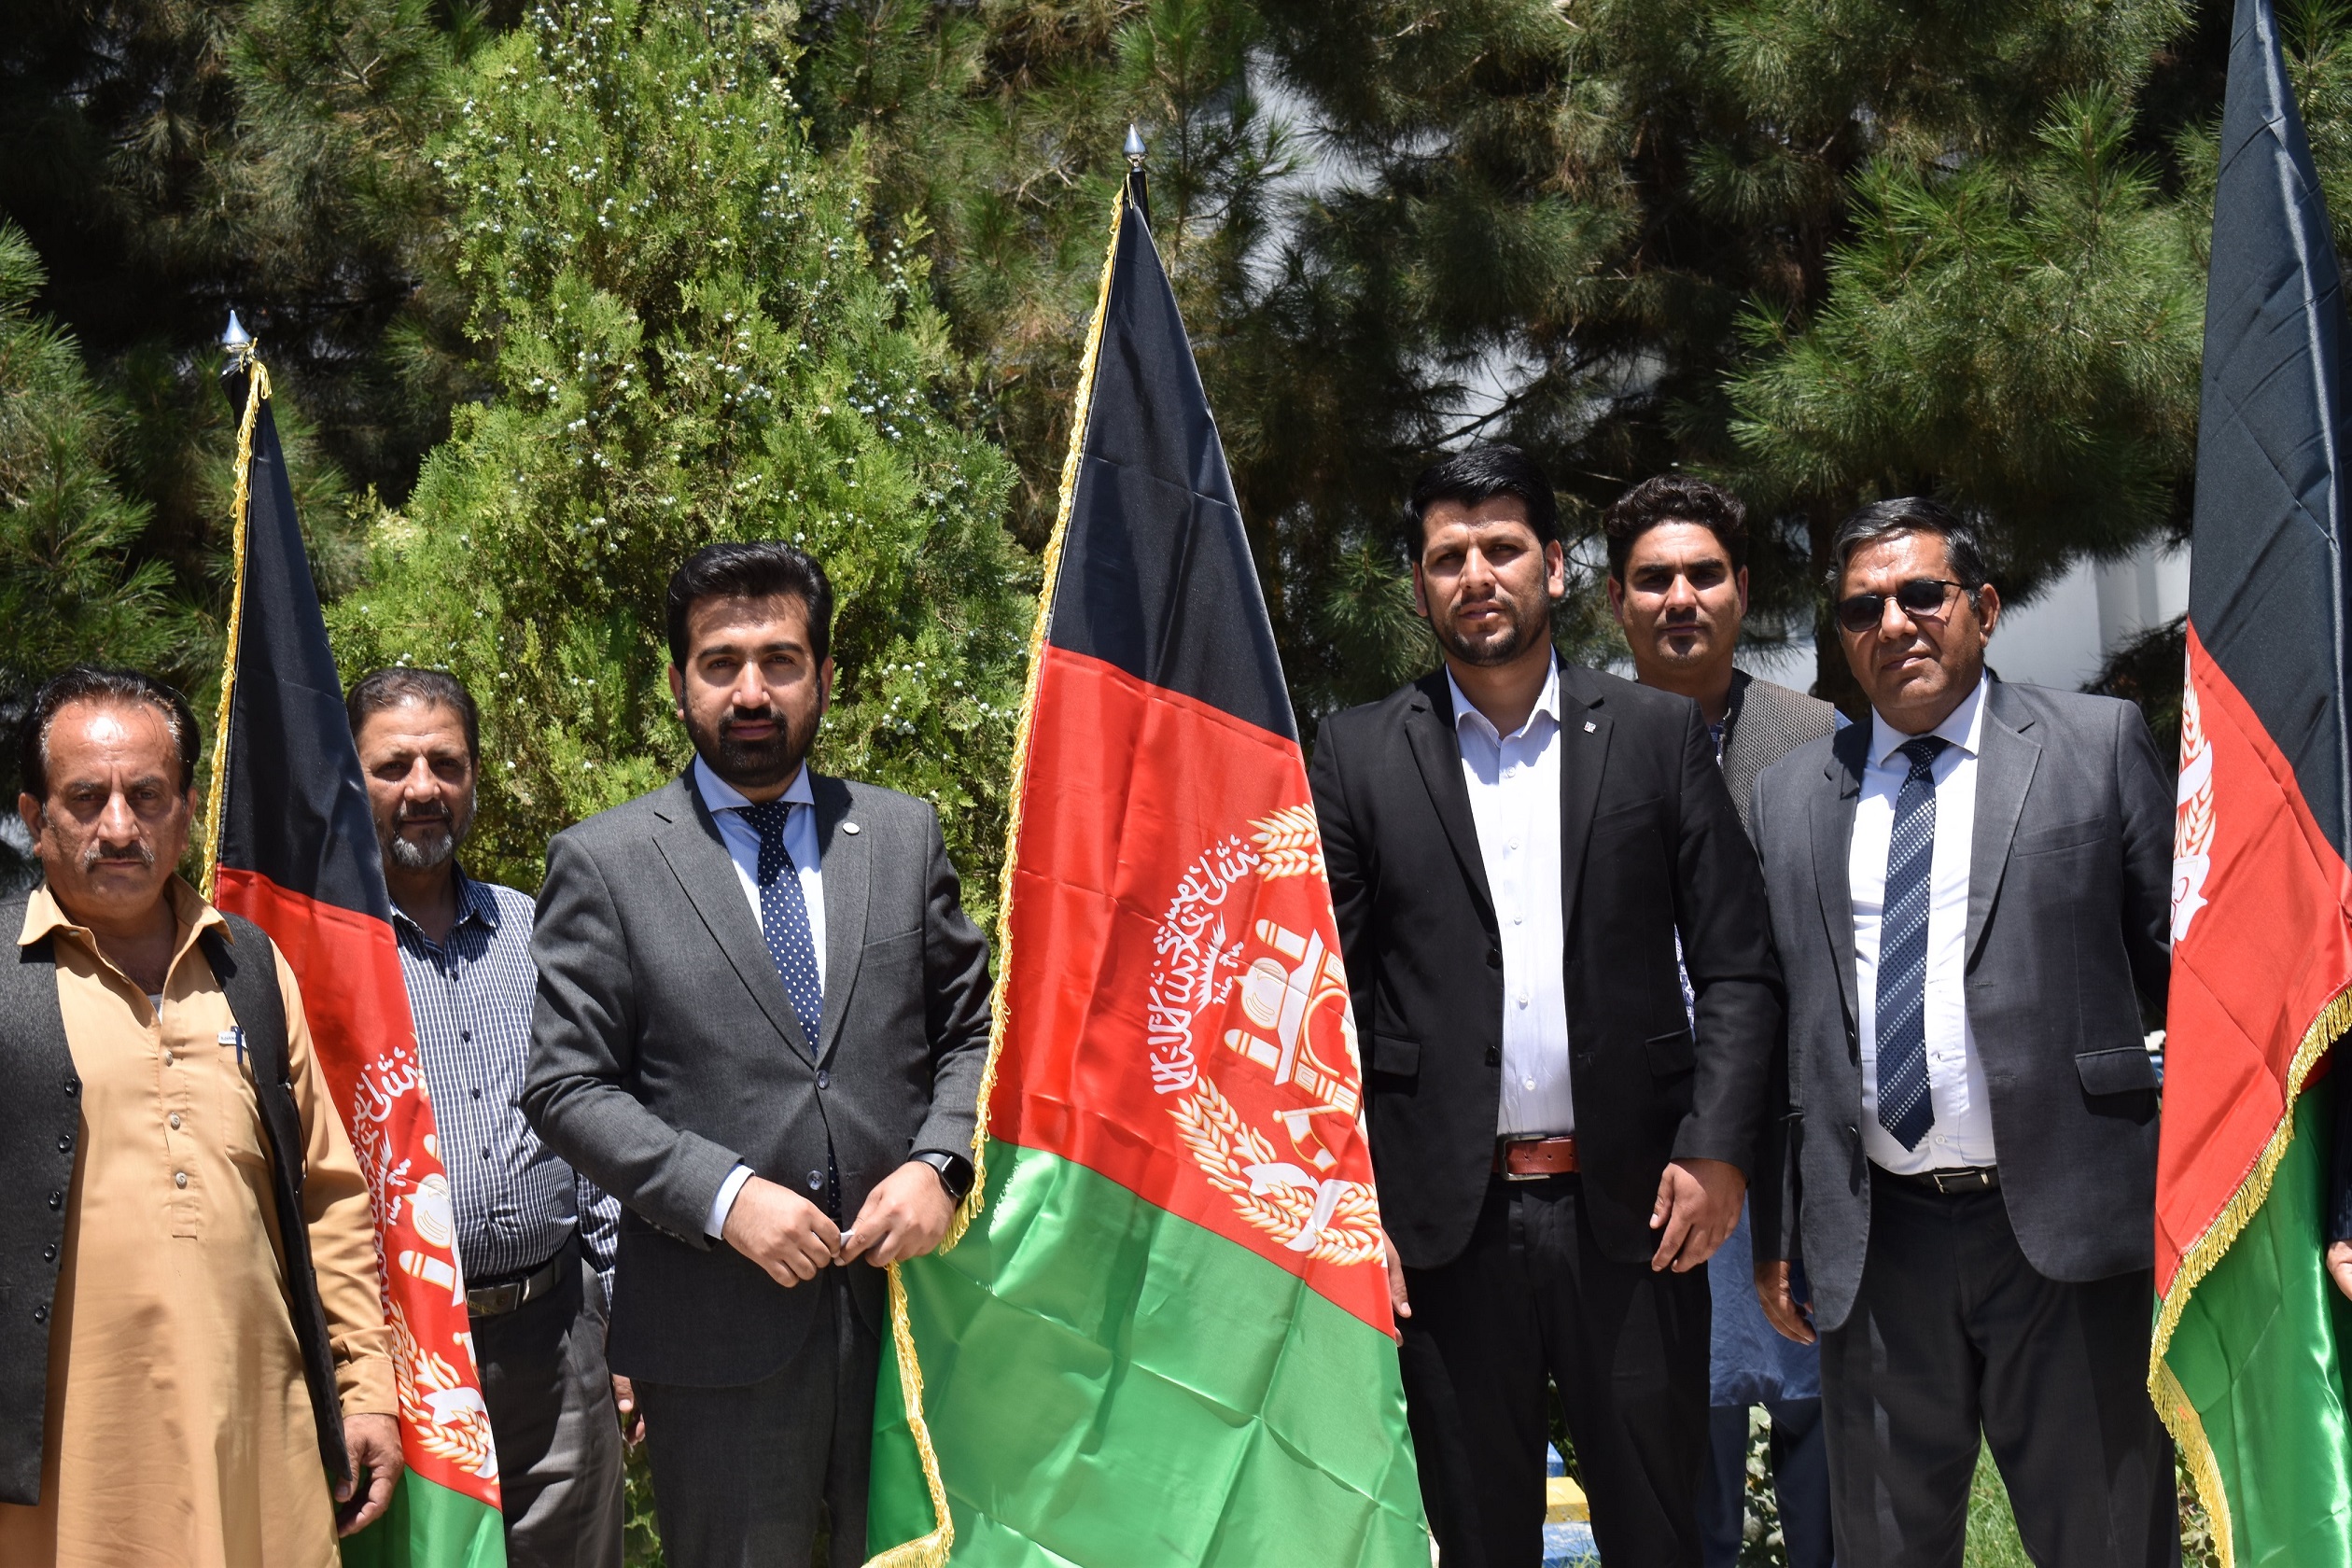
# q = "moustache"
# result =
<box><xmin>82</xmin><ymin>840</ymin><xmax>156</xmax><ymax>872</ymax></box>
<box><xmin>394</xmin><ymin>804</ymin><xmax>453</xmax><ymax>826</ymax></box>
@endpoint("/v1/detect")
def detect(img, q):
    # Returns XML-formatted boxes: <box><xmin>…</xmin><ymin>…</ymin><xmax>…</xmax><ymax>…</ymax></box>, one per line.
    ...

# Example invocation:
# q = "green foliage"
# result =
<box><xmin>329</xmin><ymin>0</ymin><xmax>1030</xmax><ymax>900</ymax></box>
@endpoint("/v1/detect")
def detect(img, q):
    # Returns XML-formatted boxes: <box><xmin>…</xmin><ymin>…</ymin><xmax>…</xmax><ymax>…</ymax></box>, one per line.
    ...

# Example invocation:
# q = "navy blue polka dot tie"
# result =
<box><xmin>737</xmin><ymin>800</ymin><xmax>823</xmax><ymax>1056</ymax></box>
<box><xmin>1875</xmin><ymin>735</ymin><xmax>1947</xmax><ymax>1151</ymax></box>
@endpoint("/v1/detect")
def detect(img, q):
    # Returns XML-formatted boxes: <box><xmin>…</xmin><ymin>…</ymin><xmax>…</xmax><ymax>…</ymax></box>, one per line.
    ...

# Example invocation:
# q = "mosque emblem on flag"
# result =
<box><xmin>1147</xmin><ymin>805</ymin><xmax>1383</xmax><ymax>1267</ymax></box>
<box><xmin>2172</xmin><ymin>658</ymin><xmax>2215</xmax><ymax>945</ymax></box>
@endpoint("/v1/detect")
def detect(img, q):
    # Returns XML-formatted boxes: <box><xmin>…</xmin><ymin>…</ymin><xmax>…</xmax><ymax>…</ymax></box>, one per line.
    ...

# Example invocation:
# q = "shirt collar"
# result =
<box><xmin>1447</xmin><ymin>659</ymin><xmax>1562</xmax><ymax>746</ymax></box>
<box><xmin>20</xmin><ymin>875</ymin><xmax>223</xmax><ymax>956</ymax></box>
<box><xmin>389</xmin><ymin>864</ymin><xmax>502</xmax><ymax>938</ymax></box>
<box><xmin>693</xmin><ymin>753</ymin><xmax>815</xmax><ymax>816</ymax></box>
<box><xmin>1869</xmin><ymin>672</ymin><xmax>1989</xmax><ymax>769</ymax></box>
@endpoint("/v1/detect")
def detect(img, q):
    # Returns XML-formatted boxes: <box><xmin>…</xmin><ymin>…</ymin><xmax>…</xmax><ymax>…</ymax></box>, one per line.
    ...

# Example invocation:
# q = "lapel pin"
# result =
<box><xmin>843</xmin><ymin>821</ymin><xmax>861</xmax><ymax>834</ymax></box>
<box><xmin>1583</xmin><ymin>720</ymin><xmax>1597</xmax><ymax>733</ymax></box>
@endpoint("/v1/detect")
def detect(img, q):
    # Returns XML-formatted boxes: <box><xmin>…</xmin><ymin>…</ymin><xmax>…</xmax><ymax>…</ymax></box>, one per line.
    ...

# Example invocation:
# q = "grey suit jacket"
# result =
<box><xmin>1749</xmin><ymin>679</ymin><xmax>2172</xmax><ymax>1332</ymax></box>
<box><xmin>522</xmin><ymin>769</ymin><xmax>991</xmax><ymax>1385</ymax></box>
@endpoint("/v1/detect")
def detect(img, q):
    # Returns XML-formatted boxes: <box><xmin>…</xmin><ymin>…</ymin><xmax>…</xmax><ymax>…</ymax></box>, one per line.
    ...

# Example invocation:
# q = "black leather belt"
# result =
<box><xmin>466</xmin><ymin>1247</ymin><xmax>568</xmax><ymax>1319</ymax></box>
<box><xmin>1879</xmin><ymin>1164</ymin><xmax>2000</xmax><ymax>1196</ymax></box>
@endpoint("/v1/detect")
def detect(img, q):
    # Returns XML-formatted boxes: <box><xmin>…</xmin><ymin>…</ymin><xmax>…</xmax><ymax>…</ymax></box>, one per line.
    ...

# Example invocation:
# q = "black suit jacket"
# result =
<box><xmin>523</xmin><ymin>770</ymin><xmax>991</xmax><ymax>1386</ymax></box>
<box><xmin>1749</xmin><ymin>681</ymin><xmax>2172</xmax><ymax>1331</ymax></box>
<box><xmin>1309</xmin><ymin>661</ymin><xmax>1784</xmax><ymax>1269</ymax></box>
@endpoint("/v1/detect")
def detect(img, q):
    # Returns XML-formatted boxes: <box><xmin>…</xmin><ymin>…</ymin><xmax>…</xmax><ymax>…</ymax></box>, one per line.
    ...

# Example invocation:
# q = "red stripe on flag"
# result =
<box><xmin>213</xmin><ymin>867</ymin><xmax>502</xmax><ymax>1508</ymax></box>
<box><xmin>989</xmin><ymin>648</ymin><xmax>1393</xmax><ymax>1332</ymax></box>
<box><xmin>2156</xmin><ymin>625</ymin><xmax>2352</xmax><ymax>1290</ymax></box>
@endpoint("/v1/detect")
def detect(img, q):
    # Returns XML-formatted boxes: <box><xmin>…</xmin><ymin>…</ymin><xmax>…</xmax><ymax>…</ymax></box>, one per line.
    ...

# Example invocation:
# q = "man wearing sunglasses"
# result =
<box><xmin>1748</xmin><ymin>498</ymin><xmax>2177</xmax><ymax>1565</ymax></box>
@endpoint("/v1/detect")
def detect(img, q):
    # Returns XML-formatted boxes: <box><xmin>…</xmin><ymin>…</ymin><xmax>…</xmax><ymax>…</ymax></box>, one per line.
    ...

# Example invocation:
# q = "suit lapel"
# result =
<box><xmin>1813</xmin><ymin>723</ymin><xmax>1870</xmax><ymax>1030</ymax></box>
<box><xmin>811</xmin><ymin>775</ymin><xmax>870</xmax><ymax>1064</ymax></box>
<box><xmin>1403</xmin><ymin>672</ymin><xmax>1493</xmax><ymax>915</ymax></box>
<box><xmin>1554</xmin><ymin>663</ymin><xmax>1610</xmax><ymax>924</ymax></box>
<box><xmin>649</xmin><ymin>771</ymin><xmax>814</xmax><ymax>1060</ymax></box>
<box><xmin>1967</xmin><ymin>683</ymin><xmax>2040</xmax><ymax>966</ymax></box>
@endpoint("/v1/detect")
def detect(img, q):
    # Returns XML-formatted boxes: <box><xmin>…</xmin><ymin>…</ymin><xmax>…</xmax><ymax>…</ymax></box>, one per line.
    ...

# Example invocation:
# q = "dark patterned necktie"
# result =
<box><xmin>1875</xmin><ymin>735</ymin><xmax>1949</xmax><ymax>1151</ymax></box>
<box><xmin>737</xmin><ymin>799</ymin><xmax>822</xmax><ymax>1055</ymax></box>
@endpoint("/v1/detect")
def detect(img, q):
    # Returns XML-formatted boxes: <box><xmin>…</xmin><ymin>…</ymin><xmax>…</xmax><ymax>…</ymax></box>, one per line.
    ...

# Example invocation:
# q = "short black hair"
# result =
<box><xmin>1601</xmin><ymin>475</ymin><xmax>1749</xmax><ymax>580</ymax></box>
<box><xmin>1405</xmin><ymin>444</ymin><xmax>1559</xmax><ymax>557</ymax></box>
<box><xmin>665</xmin><ymin>542</ymin><xmax>834</xmax><ymax>668</ymax></box>
<box><xmin>19</xmin><ymin>665</ymin><xmax>202</xmax><ymax>801</ymax></box>
<box><xmin>346</xmin><ymin>667</ymin><xmax>481</xmax><ymax>763</ymax></box>
<box><xmin>1828</xmin><ymin>497</ymin><xmax>1994</xmax><ymax>593</ymax></box>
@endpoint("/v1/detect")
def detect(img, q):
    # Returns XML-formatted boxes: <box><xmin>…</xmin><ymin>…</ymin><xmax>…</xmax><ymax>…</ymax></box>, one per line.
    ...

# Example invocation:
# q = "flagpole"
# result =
<box><xmin>200</xmin><ymin>311</ymin><xmax>267</xmax><ymax>903</ymax></box>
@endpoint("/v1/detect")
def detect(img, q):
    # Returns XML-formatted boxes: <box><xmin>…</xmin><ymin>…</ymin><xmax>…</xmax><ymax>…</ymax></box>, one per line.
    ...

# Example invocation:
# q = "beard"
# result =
<box><xmin>1432</xmin><ymin>585</ymin><xmax>1555</xmax><ymax>668</ymax></box>
<box><xmin>384</xmin><ymin>799</ymin><xmax>471</xmax><ymax>872</ymax></box>
<box><xmin>686</xmin><ymin>701</ymin><xmax>818</xmax><ymax>792</ymax></box>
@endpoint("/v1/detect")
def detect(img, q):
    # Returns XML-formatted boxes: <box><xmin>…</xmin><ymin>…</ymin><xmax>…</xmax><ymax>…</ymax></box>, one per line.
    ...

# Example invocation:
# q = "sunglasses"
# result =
<box><xmin>1834</xmin><ymin>578</ymin><xmax>1971</xmax><ymax>636</ymax></box>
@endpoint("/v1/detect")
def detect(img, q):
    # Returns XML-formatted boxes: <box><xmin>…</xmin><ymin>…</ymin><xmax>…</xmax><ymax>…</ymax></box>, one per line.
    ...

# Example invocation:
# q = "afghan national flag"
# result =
<box><xmin>2151</xmin><ymin>0</ymin><xmax>2352</xmax><ymax>1559</ymax></box>
<box><xmin>207</xmin><ymin>347</ymin><xmax>506</xmax><ymax>1566</ymax></box>
<box><xmin>863</xmin><ymin>176</ymin><xmax>1428</xmax><ymax>1567</ymax></box>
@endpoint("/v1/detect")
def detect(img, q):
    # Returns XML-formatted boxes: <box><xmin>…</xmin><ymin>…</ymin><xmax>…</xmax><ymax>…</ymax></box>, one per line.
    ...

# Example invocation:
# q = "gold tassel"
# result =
<box><xmin>199</xmin><ymin>351</ymin><xmax>271</xmax><ymax>903</ymax></box>
<box><xmin>861</xmin><ymin>184</ymin><xmax>1131</xmax><ymax>1568</ymax></box>
<box><xmin>2147</xmin><ymin>979</ymin><xmax>2352</xmax><ymax>1568</ymax></box>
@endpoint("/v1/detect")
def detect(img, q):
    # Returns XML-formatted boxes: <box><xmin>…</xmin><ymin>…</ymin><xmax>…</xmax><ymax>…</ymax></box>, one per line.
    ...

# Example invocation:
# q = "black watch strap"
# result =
<box><xmin>913</xmin><ymin>1150</ymin><xmax>974</xmax><ymax>1204</ymax></box>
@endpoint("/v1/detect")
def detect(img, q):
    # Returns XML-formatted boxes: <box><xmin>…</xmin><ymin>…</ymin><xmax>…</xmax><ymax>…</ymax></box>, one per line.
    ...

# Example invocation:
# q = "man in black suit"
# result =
<box><xmin>1310</xmin><ymin>446</ymin><xmax>1782</xmax><ymax>1567</ymax></box>
<box><xmin>1750</xmin><ymin>498</ymin><xmax>2176</xmax><ymax>1565</ymax></box>
<box><xmin>523</xmin><ymin>543</ymin><xmax>991</xmax><ymax>1568</ymax></box>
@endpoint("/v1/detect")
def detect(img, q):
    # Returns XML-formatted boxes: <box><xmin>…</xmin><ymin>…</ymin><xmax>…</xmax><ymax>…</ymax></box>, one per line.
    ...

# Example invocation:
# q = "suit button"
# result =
<box><xmin>42</xmin><ymin>1243</ymin><xmax>57</xmax><ymax>1262</ymax></box>
<box><xmin>817</xmin><ymin>1071</ymin><xmax>831</xmax><ymax>1091</ymax></box>
<box><xmin>57</xmin><ymin>1134</ymin><xmax>71</xmax><ymax>1153</ymax></box>
<box><xmin>32</xmin><ymin>1306</ymin><xmax>47</xmax><ymax>1324</ymax></box>
<box><xmin>63</xmin><ymin>1078</ymin><xmax>77</xmax><ymax>1098</ymax></box>
<box><xmin>48</xmin><ymin>1190</ymin><xmax>62</xmax><ymax>1210</ymax></box>
<box><xmin>1485</xmin><ymin>1047</ymin><xmax>1501</xmax><ymax>1066</ymax></box>
<box><xmin>806</xmin><ymin>1171</ymin><xmax>823</xmax><ymax>1192</ymax></box>
<box><xmin>1486</xmin><ymin>949</ymin><xmax>1503</xmax><ymax>969</ymax></box>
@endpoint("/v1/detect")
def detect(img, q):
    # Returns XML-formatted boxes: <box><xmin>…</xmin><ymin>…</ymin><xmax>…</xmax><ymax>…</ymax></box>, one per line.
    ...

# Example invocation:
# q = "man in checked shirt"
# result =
<box><xmin>348</xmin><ymin>668</ymin><xmax>626</xmax><ymax>1568</ymax></box>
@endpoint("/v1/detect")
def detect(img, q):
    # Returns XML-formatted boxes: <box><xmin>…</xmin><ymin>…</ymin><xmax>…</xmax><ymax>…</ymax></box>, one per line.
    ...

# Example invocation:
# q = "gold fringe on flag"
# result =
<box><xmin>862</xmin><ymin>180</ymin><xmax>1132</xmax><ymax>1568</ymax></box>
<box><xmin>2147</xmin><ymin>980</ymin><xmax>2352</xmax><ymax>1568</ymax></box>
<box><xmin>199</xmin><ymin>349</ymin><xmax>270</xmax><ymax>903</ymax></box>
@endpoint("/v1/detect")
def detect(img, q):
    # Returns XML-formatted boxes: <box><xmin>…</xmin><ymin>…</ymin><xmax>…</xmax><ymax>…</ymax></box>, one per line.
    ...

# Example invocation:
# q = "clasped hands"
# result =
<box><xmin>720</xmin><ymin>1161</ymin><xmax>957</xmax><ymax>1288</ymax></box>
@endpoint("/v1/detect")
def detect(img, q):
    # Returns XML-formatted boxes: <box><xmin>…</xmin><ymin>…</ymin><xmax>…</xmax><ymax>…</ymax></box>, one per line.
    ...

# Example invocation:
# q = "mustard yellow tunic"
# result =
<box><xmin>0</xmin><ymin>881</ymin><xmax>396</xmax><ymax>1568</ymax></box>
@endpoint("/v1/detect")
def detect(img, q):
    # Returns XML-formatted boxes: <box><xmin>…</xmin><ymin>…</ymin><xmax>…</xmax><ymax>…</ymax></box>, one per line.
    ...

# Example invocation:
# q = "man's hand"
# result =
<box><xmin>721</xmin><ymin>1175</ymin><xmax>842</xmax><ymax>1285</ymax></box>
<box><xmin>337</xmin><ymin>1413</ymin><xmax>403</xmax><ymax>1537</ymax></box>
<box><xmin>1755</xmin><ymin>1259</ymin><xmax>1816</xmax><ymax>1346</ymax></box>
<box><xmin>610</xmin><ymin>1374</ymin><xmax>644</xmax><ymax>1445</ymax></box>
<box><xmin>2330</xmin><ymin>1241</ymin><xmax>2352</xmax><ymax>1303</ymax></box>
<box><xmin>1380</xmin><ymin>1226</ymin><xmax>1411</xmax><ymax>1343</ymax></box>
<box><xmin>1649</xmin><ymin>1157</ymin><xmax>1745</xmax><ymax>1272</ymax></box>
<box><xmin>838</xmin><ymin>1161</ymin><xmax>956</xmax><ymax>1267</ymax></box>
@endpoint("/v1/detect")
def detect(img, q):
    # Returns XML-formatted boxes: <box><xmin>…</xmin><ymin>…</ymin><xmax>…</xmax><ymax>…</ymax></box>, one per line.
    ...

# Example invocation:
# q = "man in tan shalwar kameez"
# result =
<box><xmin>0</xmin><ymin>666</ymin><xmax>404</xmax><ymax>1567</ymax></box>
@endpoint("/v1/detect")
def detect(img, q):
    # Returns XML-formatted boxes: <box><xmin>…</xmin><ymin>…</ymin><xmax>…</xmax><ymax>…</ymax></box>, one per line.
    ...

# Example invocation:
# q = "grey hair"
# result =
<box><xmin>1827</xmin><ymin>497</ymin><xmax>1994</xmax><ymax>592</ymax></box>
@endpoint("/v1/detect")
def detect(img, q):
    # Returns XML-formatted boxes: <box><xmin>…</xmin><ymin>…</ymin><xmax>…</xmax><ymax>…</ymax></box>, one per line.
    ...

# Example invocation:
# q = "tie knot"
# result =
<box><xmin>739</xmin><ymin>798</ymin><xmax>791</xmax><ymax>840</ymax></box>
<box><xmin>1897</xmin><ymin>735</ymin><xmax>1948</xmax><ymax>776</ymax></box>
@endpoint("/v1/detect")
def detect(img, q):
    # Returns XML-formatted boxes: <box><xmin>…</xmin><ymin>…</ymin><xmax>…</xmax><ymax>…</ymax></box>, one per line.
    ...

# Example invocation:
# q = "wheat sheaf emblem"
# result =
<box><xmin>391</xmin><ymin>1306</ymin><xmax>499</xmax><ymax>1481</ymax></box>
<box><xmin>1250</xmin><ymin>804</ymin><xmax>1323</xmax><ymax>879</ymax></box>
<box><xmin>1172</xmin><ymin>1077</ymin><xmax>1382</xmax><ymax>1267</ymax></box>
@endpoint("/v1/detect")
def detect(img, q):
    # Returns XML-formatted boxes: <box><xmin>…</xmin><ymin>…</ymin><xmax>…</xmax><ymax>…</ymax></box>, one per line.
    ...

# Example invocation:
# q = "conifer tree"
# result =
<box><xmin>329</xmin><ymin>0</ymin><xmax>1031</xmax><ymax>900</ymax></box>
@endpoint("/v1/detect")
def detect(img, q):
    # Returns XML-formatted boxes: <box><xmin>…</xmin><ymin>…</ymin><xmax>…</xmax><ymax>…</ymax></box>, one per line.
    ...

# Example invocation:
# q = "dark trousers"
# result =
<box><xmin>634</xmin><ymin>1270</ymin><xmax>881</xmax><ymax>1568</ymax></box>
<box><xmin>1817</xmin><ymin>1170</ymin><xmax>2179</xmax><ymax>1568</ymax></box>
<box><xmin>1401</xmin><ymin>1174</ymin><xmax>1711</xmax><ymax>1568</ymax></box>
<box><xmin>1699</xmin><ymin>1398</ymin><xmax>1833</xmax><ymax>1568</ymax></box>
<box><xmin>474</xmin><ymin>1248</ymin><xmax>626</xmax><ymax>1568</ymax></box>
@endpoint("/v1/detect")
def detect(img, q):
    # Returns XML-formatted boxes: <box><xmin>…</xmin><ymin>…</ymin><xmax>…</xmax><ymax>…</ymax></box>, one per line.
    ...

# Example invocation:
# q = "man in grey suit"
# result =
<box><xmin>1749</xmin><ymin>498</ymin><xmax>2177</xmax><ymax>1566</ymax></box>
<box><xmin>523</xmin><ymin>542</ymin><xmax>991</xmax><ymax>1568</ymax></box>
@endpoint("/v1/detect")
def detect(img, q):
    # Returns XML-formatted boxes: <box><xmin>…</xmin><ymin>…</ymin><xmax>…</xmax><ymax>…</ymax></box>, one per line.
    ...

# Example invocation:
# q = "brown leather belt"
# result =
<box><xmin>1494</xmin><ymin>1135</ymin><xmax>1579</xmax><ymax>1181</ymax></box>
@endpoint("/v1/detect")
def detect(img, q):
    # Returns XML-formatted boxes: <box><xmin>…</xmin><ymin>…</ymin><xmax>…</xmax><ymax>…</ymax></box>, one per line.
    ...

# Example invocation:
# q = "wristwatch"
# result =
<box><xmin>912</xmin><ymin>1149</ymin><xmax>975</xmax><ymax>1204</ymax></box>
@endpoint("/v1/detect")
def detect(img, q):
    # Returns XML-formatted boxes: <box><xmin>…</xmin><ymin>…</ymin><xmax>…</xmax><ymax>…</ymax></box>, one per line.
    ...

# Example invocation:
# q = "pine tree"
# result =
<box><xmin>329</xmin><ymin>0</ymin><xmax>1032</xmax><ymax>903</ymax></box>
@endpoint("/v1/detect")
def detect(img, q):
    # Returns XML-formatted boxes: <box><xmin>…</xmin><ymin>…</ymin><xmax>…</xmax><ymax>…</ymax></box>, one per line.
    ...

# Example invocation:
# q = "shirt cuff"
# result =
<box><xmin>707</xmin><ymin>1163</ymin><xmax>755</xmax><ymax>1239</ymax></box>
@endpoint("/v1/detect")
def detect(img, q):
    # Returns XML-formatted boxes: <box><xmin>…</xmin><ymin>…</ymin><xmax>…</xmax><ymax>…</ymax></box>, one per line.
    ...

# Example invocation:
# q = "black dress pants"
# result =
<box><xmin>634</xmin><ymin>1269</ymin><xmax>881</xmax><ymax>1568</ymax></box>
<box><xmin>1816</xmin><ymin>1169</ymin><xmax>2178</xmax><ymax>1568</ymax></box>
<box><xmin>473</xmin><ymin>1248</ymin><xmax>625</xmax><ymax>1568</ymax></box>
<box><xmin>1401</xmin><ymin>1173</ymin><xmax>1711</xmax><ymax>1568</ymax></box>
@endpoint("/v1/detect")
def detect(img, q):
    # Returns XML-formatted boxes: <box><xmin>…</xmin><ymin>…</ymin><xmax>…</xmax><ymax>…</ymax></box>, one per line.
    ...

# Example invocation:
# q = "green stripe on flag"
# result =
<box><xmin>871</xmin><ymin>1141</ymin><xmax>1427</xmax><ymax>1567</ymax></box>
<box><xmin>2162</xmin><ymin>1077</ymin><xmax>2352</xmax><ymax>1565</ymax></box>
<box><xmin>339</xmin><ymin>1471</ymin><xmax>507</xmax><ymax>1568</ymax></box>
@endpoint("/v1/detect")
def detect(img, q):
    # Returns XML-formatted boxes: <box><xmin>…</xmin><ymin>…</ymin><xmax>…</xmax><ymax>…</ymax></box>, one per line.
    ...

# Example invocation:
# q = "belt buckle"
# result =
<box><xmin>1928</xmin><ymin>1168</ymin><xmax>1987</xmax><ymax>1195</ymax></box>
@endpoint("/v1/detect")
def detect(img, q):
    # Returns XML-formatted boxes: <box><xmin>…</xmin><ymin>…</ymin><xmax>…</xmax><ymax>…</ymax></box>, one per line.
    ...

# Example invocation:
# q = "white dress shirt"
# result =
<box><xmin>1449</xmin><ymin>665</ymin><xmax>1575</xmax><ymax>1138</ymax></box>
<box><xmin>1850</xmin><ymin>675</ymin><xmax>1995</xmax><ymax>1174</ymax></box>
<box><xmin>693</xmin><ymin>754</ymin><xmax>826</xmax><ymax>1235</ymax></box>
